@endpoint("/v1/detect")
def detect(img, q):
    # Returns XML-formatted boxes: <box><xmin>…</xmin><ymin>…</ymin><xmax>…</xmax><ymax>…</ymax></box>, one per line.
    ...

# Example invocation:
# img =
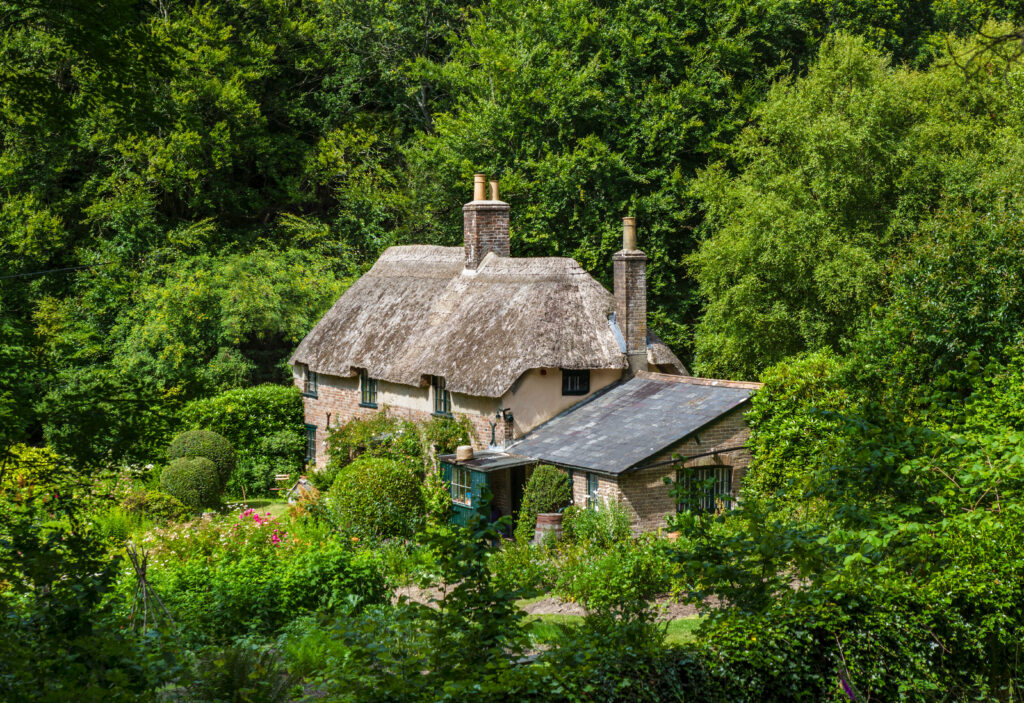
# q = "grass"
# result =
<box><xmin>223</xmin><ymin>496</ymin><xmax>290</xmax><ymax>519</ymax></box>
<box><xmin>524</xmin><ymin>613</ymin><xmax>702</xmax><ymax>645</ymax></box>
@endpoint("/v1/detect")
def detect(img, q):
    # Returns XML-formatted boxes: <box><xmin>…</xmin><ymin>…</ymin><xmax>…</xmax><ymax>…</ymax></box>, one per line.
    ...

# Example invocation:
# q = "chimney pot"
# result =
<box><xmin>613</xmin><ymin>215</ymin><xmax>647</xmax><ymax>375</ymax></box>
<box><xmin>622</xmin><ymin>216</ymin><xmax>636</xmax><ymax>250</ymax></box>
<box><xmin>463</xmin><ymin>172</ymin><xmax>511</xmax><ymax>268</ymax></box>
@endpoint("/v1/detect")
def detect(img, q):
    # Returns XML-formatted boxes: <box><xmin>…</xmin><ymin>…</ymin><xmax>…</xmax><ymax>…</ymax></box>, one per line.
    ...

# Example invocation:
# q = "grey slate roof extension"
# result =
<box><xmin>508</xmin><ymin>372</ymin><xmax>760</xmax><ymax>475</ymax></box>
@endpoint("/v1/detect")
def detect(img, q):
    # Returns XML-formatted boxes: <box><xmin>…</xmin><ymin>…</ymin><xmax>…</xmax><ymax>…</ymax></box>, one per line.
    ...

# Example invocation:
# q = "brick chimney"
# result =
<box><xmin>613</xmin><ymin>216</ymin><xmax>648</xmax><ymax>374</ymax></box>
<box><xmin>463</xmin><ymin>174</ymin><xmax>510</xmax><ymax>269</ymax></box>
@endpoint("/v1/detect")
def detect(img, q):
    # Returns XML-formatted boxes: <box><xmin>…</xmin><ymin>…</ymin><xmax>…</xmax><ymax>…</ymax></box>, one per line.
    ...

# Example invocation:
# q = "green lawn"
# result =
<box><xmin>525</xmin><ymin>613</ymin><xmax>701</xmax><ymax>645</ymax></box>
<box><xmin>224</xmin><ymin>497</ymin><xmax>290</xmax><ymax>519</ymax></box>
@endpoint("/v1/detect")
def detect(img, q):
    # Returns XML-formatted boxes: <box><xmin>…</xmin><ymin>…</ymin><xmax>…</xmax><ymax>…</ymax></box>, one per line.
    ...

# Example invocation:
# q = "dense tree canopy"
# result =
<box><xmin>0</xmin><ymin>0</ymin><xmax>1021</xmax><ymax>455</ymax></box>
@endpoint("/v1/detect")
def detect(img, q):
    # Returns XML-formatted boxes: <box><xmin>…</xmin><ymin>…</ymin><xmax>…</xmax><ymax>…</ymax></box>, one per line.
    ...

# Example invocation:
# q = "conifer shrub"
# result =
<box><xmin>514</xmin><ymin>464</ymin><xmax>571</xmax><ymax>542</ymax></box>
<box><xmin>327</xmin><ymin>456</ymin><xmax>424</xmax><ymax>539</ymax></box>
<box><xmin>121</xmin><ymin>488</ymin><xmax>191</xmax><ymax>523</ymax></box>
<box><xmin>160</xmin><ymin>456</ymin><xmax>222</xmax><ymax>509</ymax></box>
<box><xmin>168</xmin><ymin>429</ymin><xmax>236</xmax><ymax>488</ymax></box>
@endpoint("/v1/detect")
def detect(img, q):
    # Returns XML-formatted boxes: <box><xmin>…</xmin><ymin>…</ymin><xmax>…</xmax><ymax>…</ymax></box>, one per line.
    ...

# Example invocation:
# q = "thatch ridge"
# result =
<box><xmin>291</xmin><ymin>246</ymin><xmax>686</xmax><ymax>397</ymax></box>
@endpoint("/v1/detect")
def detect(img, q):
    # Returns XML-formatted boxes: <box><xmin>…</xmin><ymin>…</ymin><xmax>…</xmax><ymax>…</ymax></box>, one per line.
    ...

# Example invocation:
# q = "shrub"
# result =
<box><xmin>327</xmin><ymin>456</ymin><xmax>424</xmax><ymax>539</ymax></box>
<box><xmin>513</xmin><ymin>464</ymin><xmax>570</xmax><ymax>542</ymax></box>
<box><xmin>555</xmin><ymin>538</ymin><xmax>673</xmax><ymax>612</ymax></box>
<box><xmin>167</xmin><ymin>429</ymin><xmax>236</xmax><ymax>488</ymax></box>
<box><xmin>92</xmin><ymin>506</ymin><xmax>153</xmax><ymax>543</ymax></box>
<box><xmin>120</xmin><ymin>489</ymin><xmax>191</xmax><ymax>523</ymax></box>
<box><xmin>160</xmin><ymin>456</ymin><xmax>222</xmax><ymax>509</ymax></box>
<box><xmin>129</xmin><ymin>509</ymin><xmax>387</xmax><ymax>642</ymax></box>
<box><xmin>180</xmin><ymin>386</ymin><xmax>305</xmax><ymax>496</ymax></box>
<box><xmin>488</xmin><ymin>540</ymin><xmax>557</xmax><ymax>594</ymax></box>
<box><xmin>563</xmin><ymin>499</ymin><xmax>632</xmax><ymax>547</ymax></box>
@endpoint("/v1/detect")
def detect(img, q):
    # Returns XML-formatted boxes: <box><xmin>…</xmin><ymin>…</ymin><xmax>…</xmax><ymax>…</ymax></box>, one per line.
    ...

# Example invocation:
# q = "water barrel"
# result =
<box><xmin>533</xmin><ymin>512</ymin><xmax>564</xmax><ymax>544</ymax></box>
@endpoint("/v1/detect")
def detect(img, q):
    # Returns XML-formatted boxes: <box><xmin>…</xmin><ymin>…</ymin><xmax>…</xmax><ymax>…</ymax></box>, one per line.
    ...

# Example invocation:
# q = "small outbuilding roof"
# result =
<box><xmin>508</xmin><ymin>372</ymin><xmax>761</xmax><ymax>475</ymax></box>
<box><xmin>289</xmin><ymin>245</ymin><xmax>686</xmax><ymax>397</ymax></box>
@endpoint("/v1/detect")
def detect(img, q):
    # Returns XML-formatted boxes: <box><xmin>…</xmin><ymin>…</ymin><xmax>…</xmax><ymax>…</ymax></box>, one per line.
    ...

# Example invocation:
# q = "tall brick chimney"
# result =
<box><xmin>463</xmin><ymin>173</ymin><xmax>510</xmax><ymax>269</ymax></box>
<box><xmin>613</xmin><ymin>216</ymin><xmax>648</xmax><ymax>374</ymax></box>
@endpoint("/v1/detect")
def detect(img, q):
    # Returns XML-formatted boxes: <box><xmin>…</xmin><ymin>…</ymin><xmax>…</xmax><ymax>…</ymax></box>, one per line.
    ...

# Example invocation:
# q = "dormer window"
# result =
<box><xmin>299</xmin><ymin>363</ymin><xmax>318</xmax><ymax>398</ymax></box>
<box><xmin>562</xmin><ymin>369</ymin><xmax>590</xmax><ymax>396</ymax></box>
<box><xmin>360</xmin><ymin>370</ymin><xmax>378</xmax><ymax>408</ymax></box>
<box><xmin>432</xmin><ymin>376</ymin><xmax>452</xmax><ymax>417</ymax></box>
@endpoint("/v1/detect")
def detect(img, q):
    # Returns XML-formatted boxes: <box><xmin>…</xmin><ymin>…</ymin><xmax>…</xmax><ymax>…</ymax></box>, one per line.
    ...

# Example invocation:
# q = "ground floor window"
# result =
<box><xmin>451</xmin><ymin>465</ymin><xmax>472</xmax><ymax>506</ymax></box>
<box><xmin>677</xmin><ymin>465</ymin><xmax>732</xmax><ymax>513</ymax></box>
<box><xmin>586</xmin><ymin>472</ymin><xmax>600</xmax><ymax>507</ymax></box>
<box><xmin>304</xmin><ymin>424</ymin><xmax>317</xmax><ymax>465</ymax></box>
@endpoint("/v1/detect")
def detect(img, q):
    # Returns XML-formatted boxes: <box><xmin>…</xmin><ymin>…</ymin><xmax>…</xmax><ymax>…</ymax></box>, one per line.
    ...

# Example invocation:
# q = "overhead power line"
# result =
<box><xmin>0</xmin><ymin>261</ymin><xmax>115</xmax><ymax>281</ymax></box>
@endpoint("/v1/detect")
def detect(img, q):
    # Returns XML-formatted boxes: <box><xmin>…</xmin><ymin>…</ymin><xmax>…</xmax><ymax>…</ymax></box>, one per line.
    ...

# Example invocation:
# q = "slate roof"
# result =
<box><xmin>508</xmin><ymin>372</ymin><xmax>760</xmax><ymax>475</ymax></box>
<box><xmin>290</xmin><ymin>245</ymin><xmax>687</xmax><ymax>397</ymax></box>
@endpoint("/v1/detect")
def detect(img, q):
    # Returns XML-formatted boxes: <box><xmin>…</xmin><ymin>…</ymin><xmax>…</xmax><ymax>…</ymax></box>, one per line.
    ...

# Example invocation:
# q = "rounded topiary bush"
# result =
<box><xmin>327</xmin><ymin>456</ymin><xmax>424</xmax><ymax>539</ymax></box>
<box><xmin>168</xmin><ymin>430</ymin><xmax>236</xmax><ymax>488</ymax></box>
<box><xmin>160</xmin><ymin>457</ymin><xmax>222</xmax><ymax>509</ymax></box>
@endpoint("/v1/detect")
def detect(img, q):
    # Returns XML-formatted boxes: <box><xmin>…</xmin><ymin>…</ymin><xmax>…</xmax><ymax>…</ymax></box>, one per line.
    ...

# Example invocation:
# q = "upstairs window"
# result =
<box><xmin>451</xmin><ymin>465</ymin><xmax>472</xmax><ymax>506</ymax></box>
<box><xmin>676</xmin><ymin>466</ymin><xmax>732</xmax><ymax>514</ymax></box>
<box><xmin>300</xmin><ymin>363</ymin><xmax>318</xmax><ymax>397</ymax></box>
<box><xmin>304</xmin><ymin>424</ymin><xmax>317</xmax><ymax>465</ymax></box>
<box><xmin>562</xmin><ymin>369</ymin><xmax>590</xmax><ymax>396</ymax></box>
<box><xmin>432</xmin><ymin>376</ymin><xmax>452</xmax><ymax>416</ymax></box>
<box><xmin>360</xmin><ymin>370</ymin><xmax>378</xmax><ymax>407</ymax></box>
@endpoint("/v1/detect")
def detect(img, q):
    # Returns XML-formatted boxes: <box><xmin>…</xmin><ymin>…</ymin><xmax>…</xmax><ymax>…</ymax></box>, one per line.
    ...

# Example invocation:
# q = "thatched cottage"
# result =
<box><xmin>291</xmin><ymin>175</ymin><xmax>760</xmax><ymax>532</ymax></box>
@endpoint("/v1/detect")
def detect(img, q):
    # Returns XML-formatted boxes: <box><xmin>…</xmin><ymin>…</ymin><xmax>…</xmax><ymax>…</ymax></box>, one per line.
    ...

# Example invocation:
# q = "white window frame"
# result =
<box><xmin>452</xmin><ymin>465</ymin><xmax>472</xmax><ymax>506</ymax></box>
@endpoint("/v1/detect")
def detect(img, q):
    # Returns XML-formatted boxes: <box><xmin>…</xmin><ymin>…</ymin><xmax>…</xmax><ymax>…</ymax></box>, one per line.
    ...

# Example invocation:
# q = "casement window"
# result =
<box><xmin>432</xmin><ymin>376</ymin><xmax>452</xmax><ymax>416</ymax></box>
<box><xmin>299</xmin><ymin>363</ymin><xmax>318</xmax><ymax>397</ymax></box>
<box><xmin>304</xmin><ymin>424</ymin><xmax>317</xmax><ymax>465</ymax></box>
<box><xmin>676</xmin><ymin>465</ymin><xmax>732</xmax><ymax>514</ymax></box>
<box><xmin>451</xmin><ymin>465</ymin><xmax>472</xmax><ymax>506</ymax></box>
<box><xmin>562</xmin><ymin>369</ymin><xmax>590</xmax><ymax>396</ymax></box>
<box><xmin>586</xmin><ymin>472</ymin><xmax>600</xmax><ymax>508</ymax></box>
<box><xmin>360</xmin><ymin>369</ymin><xmax>378</xmax><ymax>408</ymax></box>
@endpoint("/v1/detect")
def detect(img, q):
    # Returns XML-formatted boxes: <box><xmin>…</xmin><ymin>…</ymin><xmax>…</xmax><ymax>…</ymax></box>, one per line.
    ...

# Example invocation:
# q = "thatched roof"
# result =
<box><xmin>290</xmin><ymin>246</ymin><xmax>686</xmax><ymax>398</ymax></box>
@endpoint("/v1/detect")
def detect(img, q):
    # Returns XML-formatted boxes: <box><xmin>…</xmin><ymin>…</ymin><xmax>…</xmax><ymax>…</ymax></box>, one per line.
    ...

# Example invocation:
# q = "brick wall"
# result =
<box><xmin>606</xmin><ymin>406</ymin><xmax>753</xmax><ymax>533</ymax></box>
<box><xmin>463</xmin><ymin>201</ymin><xmax>510</xmax><ymax>269</ymax></box>
<box><xmin>296</xmin><ymin>370</ymin><xmax>513</xmax><ymax>470</ymax></box>
<box><xmin>613</xmin><ymin>249</ymin><xmax>647</xmax><ymax>372</ymax></box>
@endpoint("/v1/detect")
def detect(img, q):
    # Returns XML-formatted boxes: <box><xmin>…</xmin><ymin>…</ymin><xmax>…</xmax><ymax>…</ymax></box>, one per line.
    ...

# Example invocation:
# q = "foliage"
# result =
<box><xmin>314</xmin><ymin>512</ymin><xmax>529</xmax><ymax>701</ymax></box>
<box><xmin>423</xmin><ymin>414</ymin><xmax>474</xmax><ymax>455</ymax></box>
<box><xmin>182</xmin><ymin>638</ymin><xmax>296</xmax><ymax>703</ymax></box>
<box><xmin>167</xmin><ymin>430</ymin><xmax>236</xmax><ymax>488</ymax></box>
<box><xmin>0</xmin><ymin>444</ymin><xmax>172</xmax><ymax>701</ymax></box>
<box><xmin>554</xmin><ymin>538</ymin><xmax>673</xmax><ymax>613</ymax></box>
<box><xmin>487</xmin><ymin>540</ymin><xmax>558</xmax><ymax>594</ymax></box>
<box><xmin>327</xmin><ymin>455</ymin><xmax>425</xmax><ymax>539</ymax></box>
<box><xmin>120</xmin><ymin>489</ymin><xmax>190</xmax><ymax>524</ymax></box>
<box><xmin>668</xmin><ymin>348</ymin><xmax>1024</xmax><ymax>698</ymax></box>
<box><xmin>179</xmin><ymin>385</ymin><xmax>305</xmax><ymax>497</ymax></box>
<box><xmin>159</xmin><ymin>456</ymin><xmax>221</xmax><ymax>510</ymax></box>
<box><xmin>689</xmin><ymin>31</ymin><xmax>1024</xmax><ymax>377</ymax></box>
<box><xmin>514</xmin><ymin>464</ymin><xmax>571</xmax><ymax>542</ymax></box>
<box><xmin>91</xmin><ymin>506</ymin><xmax>154</xmax><ymax>544</ymax></box>
<box><xmin>562</xmin><ymin>499</ymin><xmax>632</xmax><ymax>547</ymax></box>
<box><xmin>325</xmin><ymin>412</ymin><xmax>422</xmax><ymax>478</ymax></box>
<box><xmin>118</xmin><ymin>508</ymin><xmax>386</xmax><ymax>643</ymax></box>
